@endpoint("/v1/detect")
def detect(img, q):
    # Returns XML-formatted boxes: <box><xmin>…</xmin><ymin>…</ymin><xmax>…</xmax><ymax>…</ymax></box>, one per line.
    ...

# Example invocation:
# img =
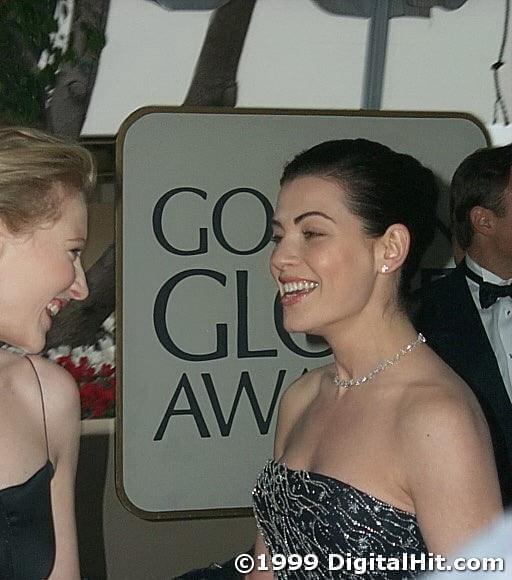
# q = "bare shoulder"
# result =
<box><xmin>25</xmin><ymin>355</ymin><xmax>80</xmax><ymax>418</ymax></box>
<box><xmin>0</xmin><ymin>351</ymin><xmax>75</xmax><ymax>399</ymax></box>
<box><xmin>25</xmin><ymin>356</ymin><xmax>81</xmax><ymax>465</ymax></box>
<box><xmin>396</xmin><ymin>360</ymin><xmax>491</xmax><ymax>455</ymax></box>
<box><xmin>394</xmin><ymin>356</ymin><xmax>501</xmax><ymax>551</ymax></box>
<box><xmin>0</xmin><ymin>352</ymin><xmax>80</xmax><ymax>457</ymax></box>
<box><xmin>274</xmin><ymin>364</ymin><xmax>330</xmax><ymax>458</ymax></box>
<box><xmin>278</xmin><ymin>365</ymin><xmax>328</xmax><ymax>416</ymax></box>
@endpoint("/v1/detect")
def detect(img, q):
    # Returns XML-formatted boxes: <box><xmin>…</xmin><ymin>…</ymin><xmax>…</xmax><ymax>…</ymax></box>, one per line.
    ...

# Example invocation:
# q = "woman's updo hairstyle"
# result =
<box><xmin>281</xmin><ymin>139</ymin><xmax>439</xmax><ymax>304</ymax></box>
<box><xmin>0</xmin><ymin>126</ymin><xmax>96</xmax><ymax>234</ymax></box>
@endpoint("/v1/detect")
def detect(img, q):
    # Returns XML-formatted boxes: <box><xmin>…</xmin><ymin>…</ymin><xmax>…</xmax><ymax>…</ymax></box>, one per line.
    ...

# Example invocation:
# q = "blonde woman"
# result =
<box><xmin>0</xmin><ymin>127</ymin><xmax>94</xmax><ymax>579</ymax></box>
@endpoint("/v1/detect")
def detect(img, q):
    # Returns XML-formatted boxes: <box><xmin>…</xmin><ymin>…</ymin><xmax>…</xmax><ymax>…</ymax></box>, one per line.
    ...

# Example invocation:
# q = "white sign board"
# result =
<box><xmin>117</xmin><ymin>108</ymin><xmax>487</xmax><ymax>518</ymax></box>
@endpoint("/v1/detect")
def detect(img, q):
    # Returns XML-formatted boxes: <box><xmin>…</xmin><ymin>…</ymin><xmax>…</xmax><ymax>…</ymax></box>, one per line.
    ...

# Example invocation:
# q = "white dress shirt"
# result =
<box><xmin>465</xmin><ymin>255</ymin><xmax>512</xmax><ymax>402</ymax></box>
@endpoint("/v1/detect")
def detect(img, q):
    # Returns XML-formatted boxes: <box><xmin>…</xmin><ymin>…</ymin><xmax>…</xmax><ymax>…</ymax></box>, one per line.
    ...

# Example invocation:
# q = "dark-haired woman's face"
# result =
<box><xmin>270</xmin><ymin>176</ymin><xmax>378</xmax><ymax>335</ymax></box>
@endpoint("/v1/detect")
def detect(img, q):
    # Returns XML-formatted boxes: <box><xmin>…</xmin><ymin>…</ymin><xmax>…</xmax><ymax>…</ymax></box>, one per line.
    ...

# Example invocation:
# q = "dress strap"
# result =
<box><xmin>24</xmin><ymin>356</ymin><xmax>50</xmax><ymax>462</ymax></box>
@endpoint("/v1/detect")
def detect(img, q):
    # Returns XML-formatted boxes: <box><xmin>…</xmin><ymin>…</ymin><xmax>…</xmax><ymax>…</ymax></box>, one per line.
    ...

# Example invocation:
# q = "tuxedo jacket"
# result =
<box><xmin>416</xmin><ymin>262</ymin><xmax>512</xmax><ymax>506</ymax></box>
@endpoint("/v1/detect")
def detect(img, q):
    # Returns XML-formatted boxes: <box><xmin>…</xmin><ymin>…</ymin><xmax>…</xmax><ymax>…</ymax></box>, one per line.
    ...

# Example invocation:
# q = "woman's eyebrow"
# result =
<box><xmin>294</xmin><ymin>211</ymin><xmax>334</xmax><ymax>224</ymax></box>
<box><xmin>271</xmin><ymin>211</ymin><xmax>335</xmax><ymax>228</ymax></box>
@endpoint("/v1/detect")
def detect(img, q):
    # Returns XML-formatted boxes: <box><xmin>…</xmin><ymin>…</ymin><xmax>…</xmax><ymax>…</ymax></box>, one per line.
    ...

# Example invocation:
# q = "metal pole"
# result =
<box><xmin>362</xmin><ymin>0</ymin><xmax>391</xmax><ymax>110</ymax></box>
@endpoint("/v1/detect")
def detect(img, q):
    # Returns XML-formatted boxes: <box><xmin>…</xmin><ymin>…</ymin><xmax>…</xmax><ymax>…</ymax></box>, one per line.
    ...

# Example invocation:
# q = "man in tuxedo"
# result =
<box><xmin>417</xmin><ymin>143</ymin><xmax>512</xmax><ymax>506</ymax></box>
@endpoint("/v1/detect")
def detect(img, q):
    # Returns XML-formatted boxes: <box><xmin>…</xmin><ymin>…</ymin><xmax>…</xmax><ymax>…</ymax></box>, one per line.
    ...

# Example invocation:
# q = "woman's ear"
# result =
<box><xmin>0</xmin><ymin>219</ymin><xmax>21</xmax><ymax>258</ymax></box>
<box><xmin>0</xmin><ymin>219</ymin><xmax>9</xmax><ymax>255</ymax></box>
<box><xmin>377</xmin><ymin>223</ymin><xmax>410</xmax><ymax>274</ymax></box>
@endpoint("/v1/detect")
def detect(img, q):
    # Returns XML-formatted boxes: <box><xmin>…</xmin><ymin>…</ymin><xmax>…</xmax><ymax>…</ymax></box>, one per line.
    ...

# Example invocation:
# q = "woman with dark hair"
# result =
<box><xmin>249</xmin><ymin>139</ymin><xmax>501</xmax><ymax>579</ymax></box>
<box><xmin>0</xmin><ymin>126</ymin><xmax>94</xmax><ymax>578</ymax></box>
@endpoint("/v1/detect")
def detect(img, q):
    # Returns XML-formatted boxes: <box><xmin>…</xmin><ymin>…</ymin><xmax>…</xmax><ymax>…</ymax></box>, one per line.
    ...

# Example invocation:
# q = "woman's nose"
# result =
<box><xmin>69</xmin><ymin>259</ymin><xmax>89</xmax><ymax>301</ymax></box>
<box><xmin>270</xmin><ymin>238</ymin><xmax>300</xmax><ymax>271</ymax></box>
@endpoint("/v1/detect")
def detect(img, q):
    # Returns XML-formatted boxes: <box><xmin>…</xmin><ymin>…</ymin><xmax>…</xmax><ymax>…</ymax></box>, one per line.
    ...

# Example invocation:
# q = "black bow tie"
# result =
<box><xmin>463</xmin><ymin>262</ymin><xmax>512</xmax><ymax>309</ymax></box>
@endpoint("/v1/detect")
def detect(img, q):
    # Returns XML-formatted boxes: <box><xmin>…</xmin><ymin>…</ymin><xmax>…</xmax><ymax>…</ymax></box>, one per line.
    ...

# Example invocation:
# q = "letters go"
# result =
<box><xmin>152</xmin><ymin>186</ymin><xmax>273</xmax><ymax>256</ymax></box>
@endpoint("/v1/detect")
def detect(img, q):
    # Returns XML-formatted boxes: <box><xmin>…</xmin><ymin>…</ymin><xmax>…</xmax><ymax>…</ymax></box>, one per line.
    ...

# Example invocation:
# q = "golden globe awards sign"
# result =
<box><xmin>117</xmin><ymin>108</ymin><xmax>487</xmax><ymax>518</ymax></box>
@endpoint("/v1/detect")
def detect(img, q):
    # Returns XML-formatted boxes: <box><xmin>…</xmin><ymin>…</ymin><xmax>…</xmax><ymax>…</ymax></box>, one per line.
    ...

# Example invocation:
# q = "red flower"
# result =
<box><xmin>77</xmin><ymin>357</ymin><xmax>96</xmax><ymax>379</ymax></box>
<box><xmin>99</xmin><ymin>363</ymin><xmax>115</xmax><ymax>377</ymax></box>
<box><xmin>56</xmin><ymin>356</ymin><xmax>82</xmax><ymax>381</ymax></box>
<box><xmin>53</xmin><ymin>354</ymin><xmax>116</xmax><ymax>419</ymax></box>
<box><xmin>79</xmin><ymin>380</ymin><xmax>116</xmax><ymax>419</ymax></box>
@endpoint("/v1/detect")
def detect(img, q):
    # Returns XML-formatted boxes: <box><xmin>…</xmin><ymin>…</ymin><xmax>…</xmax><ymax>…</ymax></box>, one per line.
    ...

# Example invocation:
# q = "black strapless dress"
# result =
<box><xmin>253</xmin><ymin>459</ymin><xmax>428</xmax><ymax>579</ymax></box>
<box><xmin>0</xmin><ymin>460</ymin><xmax>55</xmax><ymax>579</ymax></box>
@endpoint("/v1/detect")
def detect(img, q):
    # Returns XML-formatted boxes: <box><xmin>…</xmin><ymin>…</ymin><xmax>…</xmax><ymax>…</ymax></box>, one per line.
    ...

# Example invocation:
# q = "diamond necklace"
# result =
<box><xmin>333</xmin><ymin>333</ymin><xmax>426</xmax><ymax>389</ymax></box>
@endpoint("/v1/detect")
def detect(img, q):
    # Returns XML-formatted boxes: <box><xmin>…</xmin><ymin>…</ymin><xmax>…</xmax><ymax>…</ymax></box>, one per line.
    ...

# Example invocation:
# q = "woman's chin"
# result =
<box><xmin>5</xmin><ymin>335</ymin><xmax>45</xmax><ymax>355</ymax></box>
<box><xmin>282</xmin><ymin>313</ymin><xmax>322</xmax><ymax>336</ymax></box>
<box><xmin>26</xmin><ymin>338</ymin><xmax>45</xmax><ymax>354</ymax></box>
<box><xmin>283</xmin><ymin>320</ymin><xmax>316</xmax><ymax>335</ymax></box>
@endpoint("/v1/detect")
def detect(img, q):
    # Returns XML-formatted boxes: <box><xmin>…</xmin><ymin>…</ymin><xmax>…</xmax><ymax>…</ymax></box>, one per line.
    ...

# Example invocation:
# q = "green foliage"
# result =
<box><xmin>0</xmin><ymin>0</ymin><xmax>105</xmax><ymax>126</ymax></box>
<box><xmin>81</xmin><ymin>22</ymin><xmax>106</xmax><ymax>58</ymax></box>
<box><xmin>0</xmin><ymin>0</ymin><xmax>61</xmax><ymax>124</ymax></box>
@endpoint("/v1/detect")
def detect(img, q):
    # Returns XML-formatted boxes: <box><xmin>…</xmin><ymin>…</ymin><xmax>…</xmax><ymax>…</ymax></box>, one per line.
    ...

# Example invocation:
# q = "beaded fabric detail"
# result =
<box><xmin>333</xmin><ymin>333</ymin><xmax>426</xmax><ymax>389</ymax></box>
<box><xmin>253</xmin><ymin>460</ymin><xmax>427</xmax><ymax>579</ymax></box>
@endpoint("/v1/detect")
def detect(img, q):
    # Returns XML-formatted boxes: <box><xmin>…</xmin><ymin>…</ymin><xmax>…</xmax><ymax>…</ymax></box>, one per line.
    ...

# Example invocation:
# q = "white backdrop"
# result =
<box><xmin>83</xmin><ymin>0</ymin><xmax>511</xmax><ymax>144</ymax></box>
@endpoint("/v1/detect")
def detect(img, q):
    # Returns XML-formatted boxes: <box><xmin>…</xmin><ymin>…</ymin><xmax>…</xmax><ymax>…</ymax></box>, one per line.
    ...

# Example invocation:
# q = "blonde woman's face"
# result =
<box><xmin>0</xmin><ymin>185</ymin><xmax>89</xmax><ymax>352</ymax></box>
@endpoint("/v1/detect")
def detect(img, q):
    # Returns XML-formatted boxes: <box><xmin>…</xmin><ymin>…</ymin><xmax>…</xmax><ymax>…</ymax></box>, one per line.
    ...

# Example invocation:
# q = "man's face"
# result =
<box><xmin>491</xmin><ymin>182</ymin><xmax>512</xmax><ymax>279</ymax></box>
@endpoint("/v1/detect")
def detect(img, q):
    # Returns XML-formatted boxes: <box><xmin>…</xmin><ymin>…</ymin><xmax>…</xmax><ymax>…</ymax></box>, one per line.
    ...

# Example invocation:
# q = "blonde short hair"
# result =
<box><xmin>0</xmin><ymin>126</ymin><xmax>96</xmax><ymax>233</ymax></box>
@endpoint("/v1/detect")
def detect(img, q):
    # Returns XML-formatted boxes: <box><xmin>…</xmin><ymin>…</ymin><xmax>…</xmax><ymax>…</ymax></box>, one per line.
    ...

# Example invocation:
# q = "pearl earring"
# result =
<box><xmin>381</xmin><ymin>264</ymin><xmax>389</xmax><ymax>273</ymax></box>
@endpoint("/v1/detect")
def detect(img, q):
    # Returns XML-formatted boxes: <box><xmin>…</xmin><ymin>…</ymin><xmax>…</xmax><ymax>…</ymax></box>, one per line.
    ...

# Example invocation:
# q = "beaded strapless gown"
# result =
<box><xmin>253</xmin><ymin>459</ymin><xmax>428</xmax><ymax>579</ymax></box>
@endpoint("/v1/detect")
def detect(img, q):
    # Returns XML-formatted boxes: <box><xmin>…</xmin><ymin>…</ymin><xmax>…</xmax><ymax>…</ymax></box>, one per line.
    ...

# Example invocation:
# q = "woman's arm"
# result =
<box><xmin>246</xmin><ymin>530</ymin><xmax>274</xmax><ymax>580</ymax></box>
<box><xmin>247</xmin><ymin>370</ymin><xmax>320</xmax><ymax>579</ymax></box>
<box><xmin>273</xmin><ymin>368</ymin><xmax>321</xmax><ymax>460</ymax></box>
<box><xmin>399</xmin><ymin>386</ymin><xmax>502</xmax><ymax>555</ymax></box>
<box><xmin>31</xmin><ymin>357</ymin><xmax>81</xmax><ymax>580</ymax></box>
<box><xmin>246</xmin><ymin>388</ymin><xmax>296</xmax><ymax>580</ymax></box>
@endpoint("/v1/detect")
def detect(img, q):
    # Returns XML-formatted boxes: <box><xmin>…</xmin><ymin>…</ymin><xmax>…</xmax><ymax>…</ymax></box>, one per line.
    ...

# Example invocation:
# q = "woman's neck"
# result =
<box><xmin>325</xmin><ymin>308</ymin><xmax>418</xmax><ymax>383</ymax></box>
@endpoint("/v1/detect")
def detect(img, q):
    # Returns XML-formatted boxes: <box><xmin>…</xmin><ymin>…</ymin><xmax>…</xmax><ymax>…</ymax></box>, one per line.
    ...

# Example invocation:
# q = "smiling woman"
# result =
<box><xmin>249</xmin><ymin>139</ymin><xmax>503</xmax><ymax>580</ymax></box>
<box><xmin>0</xmin><ymin>126</ymin><xmax>95</xmax><ymax>579</ymax></box>
<box><xmin>0</xmin><ymin>190</ymin><xmax>89</xmax><ymax>353</ymax></box>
